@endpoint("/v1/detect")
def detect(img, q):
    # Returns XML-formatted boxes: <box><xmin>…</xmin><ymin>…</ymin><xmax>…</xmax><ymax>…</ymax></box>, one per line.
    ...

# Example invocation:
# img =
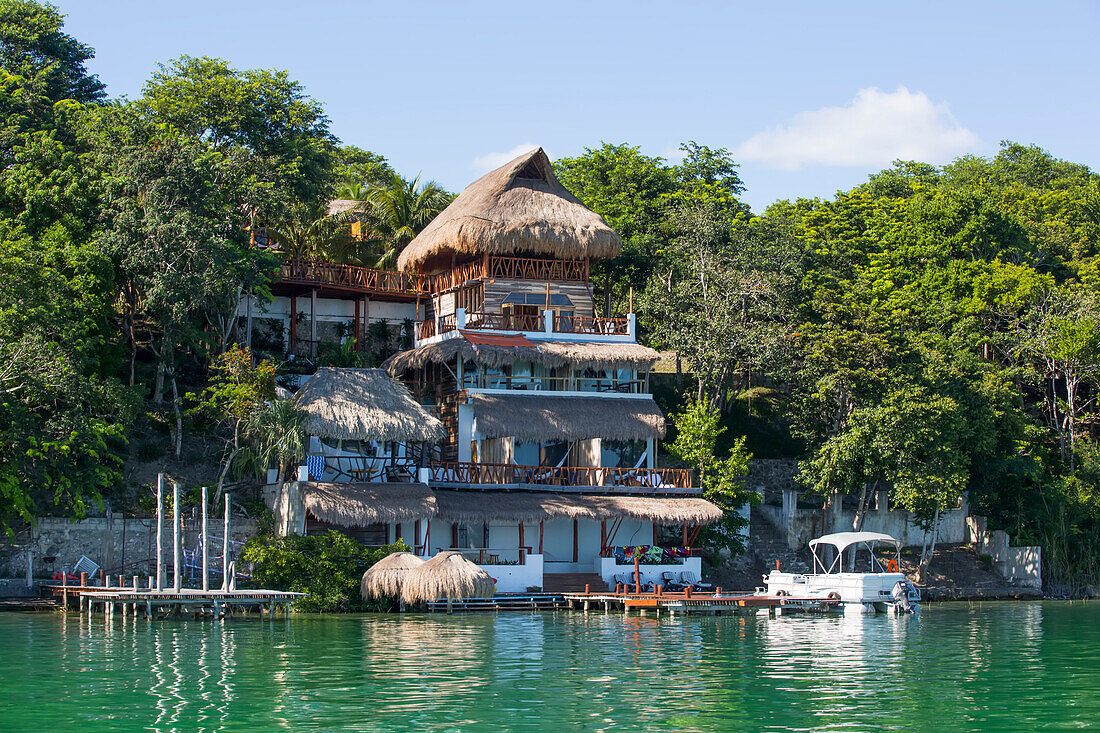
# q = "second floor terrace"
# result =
<box><xmin>416</xmin><ymin>307</ymin><xmax>636</xmax><ymax>343</ymax></box>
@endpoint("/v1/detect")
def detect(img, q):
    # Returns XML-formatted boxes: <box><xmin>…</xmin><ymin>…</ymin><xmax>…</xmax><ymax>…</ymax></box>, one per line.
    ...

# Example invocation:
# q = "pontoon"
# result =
<box><xmin>762</xmin><ymin>531</ymin><xmax>920</xmax><ymax>614</ymax></box>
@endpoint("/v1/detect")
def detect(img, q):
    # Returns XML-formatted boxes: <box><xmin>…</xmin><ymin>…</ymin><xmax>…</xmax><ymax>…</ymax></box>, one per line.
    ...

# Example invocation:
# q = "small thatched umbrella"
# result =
<box><xmin>361</xmin><ymin>552</ymin><xmax>425</xmax><ymax>606</ymax></box>
<box><xmin>401</xmin><ymin>551</ymin><xmax>496</xmax><ymax>611</ymax></box>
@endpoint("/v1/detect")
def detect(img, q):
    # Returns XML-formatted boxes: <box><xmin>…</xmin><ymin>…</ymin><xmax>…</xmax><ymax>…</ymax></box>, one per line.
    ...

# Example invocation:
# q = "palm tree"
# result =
<box><xmin>245</xmin><ymin>399</ymin><xmax>307</xmax><ymax>481</ymax></box>
<box><xmin>264</xmin><ymin>201</ymin><xmax>354</xmax><ymax>261</ymax></box>
<box><xmin>357</xmin><ymin>174</ymin><xmax>452</xmax><ymax>268</ymax></box>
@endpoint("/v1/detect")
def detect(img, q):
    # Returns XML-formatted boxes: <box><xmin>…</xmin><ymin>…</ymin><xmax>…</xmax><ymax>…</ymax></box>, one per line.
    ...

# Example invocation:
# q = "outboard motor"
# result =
<box><xmin>892</xmin><ymin>580</ymin><xmax>920</xmax><ymax>614</ymax></box>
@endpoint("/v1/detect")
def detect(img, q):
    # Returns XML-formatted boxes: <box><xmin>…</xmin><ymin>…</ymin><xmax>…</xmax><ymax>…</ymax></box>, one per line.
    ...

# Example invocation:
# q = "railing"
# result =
<box><xmin>429</xmin><ymin>461</ymin><xmax>694</xmax><ymax>490</ymax></box>
<box><xmin>461</xmin><ymin>375</ymin><xmax>646</xmax><ymax>394</ymax></box>
<box><xmin>278</xmin><ymin>259</ymin><xmax>431</xmax><ymax>295</ymax></box>
<box><xmin>419</xmin><ymin>310</ymin><xmax>633</xmax><ymax>340</ymax></box>
<box><xmin>441</xmin><ymin>547</ymin><xmax>530</xmax><ymax>565</ymax></box>
<box><xmin>433</xmin><ymin>256</ymin><xmax>589</xmax><ymax>293</ymax></box>
<box><xmin>554</xmin><ymin>314</ymin><xmax>630</xmax><ymax>335</ymax></box>
<box><xmin>417</xmin><ymin>319</ymin><xmax>436</xmax><ymax>341</ymax></box>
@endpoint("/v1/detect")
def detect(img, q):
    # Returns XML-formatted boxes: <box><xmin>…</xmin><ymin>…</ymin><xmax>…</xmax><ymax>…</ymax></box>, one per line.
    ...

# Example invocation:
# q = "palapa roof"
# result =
<box><xmin>383</xmin><ymin>336</ymin><xmax>661</xmax><ymax>374</ymax></box>
<box><xmin>401</xmin><ymin>551</ymin><xmax>496</xmax><ymax>602</ymax></box>
<box><xmin>469</xmin><ymin>392</ymin><xmax>666</xmax><ymax>442</ymax></box>
<box><xmin>433</xmin><ymin>490</ymin><xmax>723</xmax><ymax>526</ymax></box>
<box><xmin>327</xmin><ymin>199</ymin><xmax>361</xmax><ymax>215</ymax></box>
<box><xmin>361</xmin><ymin>552</ymin><xmax>424</xmax><ymax>599</ymax></box>
<box><xmin>295</xmin><ymin>367</ymin><xmax>446</xmax><ymax>443</ymax></box>
<box><xmin>396</xmin><ymin>147</ymin><xmax>622</xmax><ymax>273</ymax></box>
<box><xmin>300</xmin><ymin>482</ymin><xmax>435</xmax><ymax>526</ymax></box>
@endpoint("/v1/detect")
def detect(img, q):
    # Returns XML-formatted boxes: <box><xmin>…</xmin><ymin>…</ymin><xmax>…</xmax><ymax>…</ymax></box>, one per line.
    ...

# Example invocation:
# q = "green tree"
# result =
<box><xmin>356</xmin><ymin>173</ymin><xmax>451</xmax><ymax>268</ymax></box>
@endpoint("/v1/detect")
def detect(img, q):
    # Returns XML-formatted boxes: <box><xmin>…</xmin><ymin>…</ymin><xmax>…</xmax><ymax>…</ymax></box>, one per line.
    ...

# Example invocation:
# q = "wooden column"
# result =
<box><xmin>310</xmin><ymin>289</ymin><xmax>317</xmax><ymax>356</ymax></box>
<box><xmin>451</xmin><ymin>522</ymin><xmax>459</xmax><ymax>549</ymax></box>
<box><xmin>538</xmin><ymin>521</ymin><xmax>544</xmax><ymax>554</ymax></box>
<box><xmin>518</xmin><ymin>522</ymin><xmax>525</xmax><ymax>551</ymax></box>
<box><xmin>682</xmin><ymin>523</ymin><xmax>688</xmax><ymax>548</ymax></box>
<box><xmin>414</xmin><ymin>520</ymin><xmax>421</xmax><ymax>554</ymax></box>
<box><xmin>600</xmin><ymin>520</ymin><xmax>607</xmax><ymax>557</ymax></box>
<box><xmin>652</xmin><ymin>522</ymin><xmax>657</xmax><ymax>545</ymax></box>
<box><xmin>573</xmin><ymin>519</ymin><xmax>578</xmax><ymax>563</ymax></box>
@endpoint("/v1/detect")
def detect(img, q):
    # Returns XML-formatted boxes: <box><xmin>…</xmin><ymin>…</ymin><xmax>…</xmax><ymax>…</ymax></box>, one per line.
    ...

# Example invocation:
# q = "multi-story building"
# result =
<box><xmin>267</xmin><ymin>147</ymin><xmax>722</xmax><ymax>593</ymax></box>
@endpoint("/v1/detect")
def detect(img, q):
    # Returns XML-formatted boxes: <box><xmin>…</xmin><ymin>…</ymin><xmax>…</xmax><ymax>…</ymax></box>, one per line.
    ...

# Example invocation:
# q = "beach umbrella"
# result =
<box><xmin>401</xmin><ymin>551</ymin><xmax>495</xmax><ymax>610</ymax></box>
<box><xmin>361</xmin><ymin>552</ymin><xmax>425</xmax><ymax>601</ymax></box>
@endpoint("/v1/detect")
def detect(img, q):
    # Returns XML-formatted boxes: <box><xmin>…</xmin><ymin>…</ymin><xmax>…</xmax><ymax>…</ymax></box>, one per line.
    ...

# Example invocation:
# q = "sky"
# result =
<box><xmin>58</xmin><ymin>0</ymin><xmax>1100</xmax><ymax>212</ymax></box>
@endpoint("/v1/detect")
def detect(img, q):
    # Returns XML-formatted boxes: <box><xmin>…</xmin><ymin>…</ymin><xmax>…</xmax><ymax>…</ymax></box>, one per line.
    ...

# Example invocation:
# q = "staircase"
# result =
<box><xmin>541</xmin><ymin>572</ymin><xmax>607</xmax><ymax>593</ymax></box>
<box><xmin>751</xmin><ymin>510</ymin><xmax>809</xmax><ymax>574</ymax></box>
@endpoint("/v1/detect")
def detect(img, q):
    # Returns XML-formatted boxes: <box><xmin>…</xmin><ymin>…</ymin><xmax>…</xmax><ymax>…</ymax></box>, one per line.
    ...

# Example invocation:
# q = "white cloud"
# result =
<box><xmin>472</xmin><ymin>142</ymin><xmax>540</xmax><ymax>173</ymax></box>
<box><xmin>735</xmin><ymin>86</ymin><xmax>981</xmax><ymax>170</ymax></box>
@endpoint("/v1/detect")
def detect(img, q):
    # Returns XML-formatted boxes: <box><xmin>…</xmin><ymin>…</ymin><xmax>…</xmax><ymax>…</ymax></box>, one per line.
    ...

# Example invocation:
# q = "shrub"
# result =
<box><xmin>242</xmin><ymin>530</ymin><xmax>410</xmax><ymax>612</ymax></box>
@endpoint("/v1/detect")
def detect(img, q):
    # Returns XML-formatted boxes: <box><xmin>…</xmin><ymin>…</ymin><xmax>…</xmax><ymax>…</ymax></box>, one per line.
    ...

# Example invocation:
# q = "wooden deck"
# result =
<box><xmin>560</xmin><ymin>590</ymin><xmax>841</xmax><ymax>616</ymax></box>
<box><xmin>42</xmin><ymin>584</ymin><xmax>304</xmax><ymax>619</ymax></box>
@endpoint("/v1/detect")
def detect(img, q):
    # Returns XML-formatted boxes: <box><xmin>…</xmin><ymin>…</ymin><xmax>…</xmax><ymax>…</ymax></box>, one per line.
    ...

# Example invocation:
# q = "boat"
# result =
<box><xmin>761</xmin><ymin>531</ymin><xmax>920</xmax><ymax>614</ymax></box>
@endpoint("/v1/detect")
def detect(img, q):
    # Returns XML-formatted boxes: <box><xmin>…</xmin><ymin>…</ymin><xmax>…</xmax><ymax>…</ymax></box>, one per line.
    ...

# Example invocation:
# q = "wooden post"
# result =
<box><xmin>600</xmin><ymin>520</ymin><xmax>607</xmax><ymax>557</ymax></box>
<box><xmin>61</xmin><ymin>570</ymin><xmax>67</xmax><ymax>610</ymax></box>
<box><xmin>155</xmin><ymin>473</ymin><xmax>164</xmax><ymax>591</ymax></box>
<box><xmin>80</xmin><ymin>571</ymin><xmax>87</xmax><ymax>587</ymax></box>
<box><xmin>572</xmin><ymin>519</ymin><xmax>578</xmax><ymax>563</ymax></box>
<box><xmin>353</xmin><ymin>299</ymin><xmax>361</xmax><ymax>351</ymax></box>
<box><xmin>201</xmin><ymin>486</ymin><xmax>209</xmax><ymax>592</ymax></box>
<box><xmin>682</xmin><ymin>523</ymin><xmax>688</xmax><ymax>548</ymax></box>
<box><xmin>538</xmin><ymin>521</ymin><xmax>544</xmax><ymax>554</ymax></box>
<box><xmin>634</xmin><ymin>554</ymin><xmax>641</xmax><ymax>595</ymax></box>
<box><xmin>222</xmin><ymin>493</ymin><xmax>230</xmax><ymax>591</ymax></box>
<box><xmin>518</xmin><ymin>522</ymin><xmax>525</xmax><ymax>552</ymax></box>
<box><xmin>652</xmin><ymin>522</ymin><xmax>657</xmax><ymax>545</ymax></box>
<box><xmin>310</xmin><ymin>289</ymin><xmax>317</xmax><ymax>356</ymax></box>
<box><xmin>451</xmin><ymin>522</ymin><xmax>458</xmax><ymax>549</ymax></box>
<box><xmin>172</xmin><ymin>481</ymin><xmax>181</xmax><ymax>592</ymax></box>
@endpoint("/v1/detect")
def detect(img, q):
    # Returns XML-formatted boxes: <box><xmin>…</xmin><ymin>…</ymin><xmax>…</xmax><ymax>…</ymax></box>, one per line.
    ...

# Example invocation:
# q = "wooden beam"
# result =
<box><xmin>518</xmin><ymin>521</ymin><xmax>525</xmax><ymax>550</ymax></box>
<box><xmin>573</xmin><ymin>519</ymin><xmax>578</xmax><ymax>563</ymax></box>
<box><xmin>538</xmin><ymin>520</ymin><xmax>544</xmax><ymax>554</ymax></box>
<box><xmin>451</xmin><ymin>522</ymin><xmax>459</xmax><ymax>549</ymax></box>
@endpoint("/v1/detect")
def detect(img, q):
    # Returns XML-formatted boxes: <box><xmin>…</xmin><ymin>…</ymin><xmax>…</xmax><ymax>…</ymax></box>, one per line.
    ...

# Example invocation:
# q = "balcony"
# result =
<box><xmin>417</xmin><ymin>308</ymin><xmax>634</xmax><ymax>343</ymax></box>
<box><xmin>460</xmin><ymin>375</ymin><xmax>647</xmax><ymax>394</ymax></box>
<box><xmin>277</xmin><ymin>258</ymin><xmax>430</xmax><ymax>297</ymax></box>
<box><xmin>428</xmin><ymin>461</ymin><xmax>696</xmax><ymax>494</ymax></box>
<box><xmin>434</xmin><ymin>256</ymin><xmax>589</xmax><ymax>293</ymax></box>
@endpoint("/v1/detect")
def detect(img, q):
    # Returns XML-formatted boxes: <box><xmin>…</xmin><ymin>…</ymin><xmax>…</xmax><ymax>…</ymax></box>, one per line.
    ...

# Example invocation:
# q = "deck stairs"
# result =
<box><xmin>751</xmin><ymin>510</ymin><xmax>809</xmax><ymax>575</ymax></box>
<box><xmin>541</xmin><ymin>572</ymin><xmax>608</xmax><ymax>593</ymax></box>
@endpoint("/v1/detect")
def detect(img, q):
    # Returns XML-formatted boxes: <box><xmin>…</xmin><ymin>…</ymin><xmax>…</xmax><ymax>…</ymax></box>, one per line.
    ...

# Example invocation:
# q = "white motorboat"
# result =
<box><xmin>762</xmin><ymin>531</ymin><xmax>920</xmax><ymax>614</ymax></box>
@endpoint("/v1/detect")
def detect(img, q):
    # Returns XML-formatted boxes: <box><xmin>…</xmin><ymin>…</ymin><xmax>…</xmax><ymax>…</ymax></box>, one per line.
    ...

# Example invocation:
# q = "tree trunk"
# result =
<box><xmin>854</xmin><ymin>480</ymin><xmax>877</xmax><ymax>532</ymax></box>
<box><xmin>917</xmin><ymin>507</ymin><xmax>940</xmax><ymax>583</ymax></box>
<box><xmin>170</xmin><ymin>372</ymin><xmax>183</xmax><ymax>460</ymax></box>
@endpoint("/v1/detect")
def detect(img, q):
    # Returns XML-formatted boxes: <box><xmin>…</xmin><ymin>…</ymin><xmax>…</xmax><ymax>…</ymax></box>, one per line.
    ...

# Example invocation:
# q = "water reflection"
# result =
<box><xmin>5</xmin><ymin>604</ymin><xmax>1100</xmax><ymax>731</ymax></box>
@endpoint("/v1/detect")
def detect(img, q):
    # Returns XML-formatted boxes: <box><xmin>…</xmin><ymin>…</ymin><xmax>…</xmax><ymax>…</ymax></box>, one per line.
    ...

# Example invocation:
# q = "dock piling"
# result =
<box><xmin>172</xmin><ymin>481</ymin><xmax>181</xmax><ymax>593</ymax></box>
<box><xmin>155</xmin><ymin>473</ymin><xmax>164</xmax><ymax>591</ymax></box>
<box><xmin>201</xmin><ymin>486</ymin><xmax>209</xmax><ymax>592</ymax></box>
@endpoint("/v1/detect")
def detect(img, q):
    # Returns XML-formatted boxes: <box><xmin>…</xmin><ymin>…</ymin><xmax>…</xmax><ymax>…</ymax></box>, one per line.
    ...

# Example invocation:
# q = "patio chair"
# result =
<box><xmin>612</xmin><ymin>573</ymin><xmax>632</xmax><ymax>591</ymax></box>
<box><xmin>630</xmin><ymin>571</ymin><xmax>654</xmax><ymax>593</ymax></box>
<box><xmin>72</xmin><ymin>555</ymin><xmax>100</xmax><ymax>582</ymax></box>
<box><xmin>660</xmin><ymin>571</ymin><xmax>687</xmax><ymax>592</ymax></box>
<box><xmin>678</xmin><ymin>571</ymin><xmax>713</xmax><ymax>592</ymax></box>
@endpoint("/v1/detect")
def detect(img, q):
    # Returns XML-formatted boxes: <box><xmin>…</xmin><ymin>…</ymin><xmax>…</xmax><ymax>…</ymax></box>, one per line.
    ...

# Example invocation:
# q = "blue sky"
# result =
<box><xmin>59</xmin><ymin>1</ymin><xmax>1099</xmax><ymax>212</ymax></box>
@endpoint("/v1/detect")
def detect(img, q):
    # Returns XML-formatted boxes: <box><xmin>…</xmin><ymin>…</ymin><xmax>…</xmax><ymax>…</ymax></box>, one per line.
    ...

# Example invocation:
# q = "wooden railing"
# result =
<box><xmin>553</xmin><ymin>314</ymin><xmax>630</xmax><ymax>335</ymax></box>
<box><xmin>429</xmin><ymin>461</ymin><xmax>694</xmax><ymax>490</ymax></box>
<box><xmin>433</xmin><ymin>256</ymin><xmax>589</xmax><ymax>292</ymax></box>
<box><xmin>460</xmin><ymin>376</ymin><xmax>646</xmax><ymax>393</ymax></box>
<box><xmin>417</xmin><ymin>319</ymin><xmax>436</xmax><ymax>341</ymax></box>
<box><xmin>279</xmin><ymin>259</ymin><xmax>431</xmax><ymax>295</ymax></box>
<box><xmin>465</xmin><ymin>311</ymin><xmax>543</xmax><ymax>332</ymax></box>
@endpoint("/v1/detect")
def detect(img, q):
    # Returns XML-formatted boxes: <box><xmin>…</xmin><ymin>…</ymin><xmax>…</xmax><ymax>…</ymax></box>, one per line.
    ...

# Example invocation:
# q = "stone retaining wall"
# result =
<box><xmin>967</xmin><ymin>516</ymin><xmax>1042</xmax><ymax>588</ymax></box>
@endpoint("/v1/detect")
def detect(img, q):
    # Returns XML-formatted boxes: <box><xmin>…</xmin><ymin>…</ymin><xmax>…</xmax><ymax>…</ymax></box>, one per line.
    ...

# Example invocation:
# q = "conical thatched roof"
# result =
<box><xmin>361</xmin><ymin>552</ymin><xmax>425</xmax><ymax>599</ymax></box>
<box><xmin>401</xmin><ymin>551</ymin><xmax>496</xmax><ymax>603</ymax></box>
<box><xmin>294</xmin><ymin>368</ymin><xmax>446</xmax><ymax>443</ymax></box>
<box><xmin>397</xmin><ymin>147</ymin><xmax>622</xmax><ymax>273</ymax></box>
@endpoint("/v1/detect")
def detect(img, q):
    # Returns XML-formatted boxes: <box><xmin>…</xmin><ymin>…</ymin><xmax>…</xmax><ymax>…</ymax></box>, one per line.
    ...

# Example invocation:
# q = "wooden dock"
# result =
<box><xmin>425</xmin><ymin>594</ymin><xmax>567</xmax><ymax>612</ymax></box>
<box><xmin>42</xmin><ymin>584</ymin><xmax>303</xmax><ymax>619</ymax></box>
<box><xmin>560</xmin><ymin>589</ymin><xmax>840</xmax><ymax>616</ymax></box>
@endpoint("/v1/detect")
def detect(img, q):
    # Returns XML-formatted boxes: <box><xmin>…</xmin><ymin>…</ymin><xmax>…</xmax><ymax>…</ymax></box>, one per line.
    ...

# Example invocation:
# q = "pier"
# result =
<box><xmin>560</xmin><ymin>586</ymin><xmax>840</xmax><ymax>616</ymax></box>
<box><xmin>41</xmin><ymin>583</ymin><xmax>303</xmax><ymax>619</ymax></box>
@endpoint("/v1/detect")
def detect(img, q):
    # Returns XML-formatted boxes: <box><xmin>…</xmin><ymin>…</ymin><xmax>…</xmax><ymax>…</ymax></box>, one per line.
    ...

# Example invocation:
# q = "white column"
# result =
<box><xmin>222</xmin><ymin>494</ymin><xmax>230</xmax><ymax>591</ymax></box>
<box><xmin>543</xmin><ymin>309</ymin><xmax>554</xmax><ymax>334</ymax></box>
<box><xmin>456</xmin><ymin>307</ymin><xmax>466</xmax><ymax>329</ymax></box>
<box><xmin>155</xmin><ymin>473</ymin><xmax>164</xmax><ymax>591</ymax></box>
<box><xmin>627</xmin><ymin>313</ymin><xmax>637</xmax><ymax>340</ymax></box>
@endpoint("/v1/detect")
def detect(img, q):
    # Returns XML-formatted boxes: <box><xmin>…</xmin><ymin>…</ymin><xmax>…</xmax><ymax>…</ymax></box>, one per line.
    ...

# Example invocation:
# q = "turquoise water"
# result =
<box><xmin>0</xmin><ymin>602</ymin><xmax>1097</xmax><ymax>731</ymax></box>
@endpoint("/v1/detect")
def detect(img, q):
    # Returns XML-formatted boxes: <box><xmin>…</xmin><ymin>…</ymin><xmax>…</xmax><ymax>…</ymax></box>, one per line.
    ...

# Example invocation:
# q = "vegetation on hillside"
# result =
<box><xmin>2</xmin><ymin>2</ymin><xmax>1099</xmax><ymax>592</ymax></box>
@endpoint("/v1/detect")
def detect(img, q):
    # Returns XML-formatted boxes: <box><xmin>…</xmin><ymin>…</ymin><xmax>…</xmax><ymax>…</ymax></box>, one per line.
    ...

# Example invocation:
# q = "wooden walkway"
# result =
<box><xmin>41</xmin><ymin>584</ymin><xmax>304</xmax><ymax>619</ymax></box>
<box><xmin>561</xmin><ymin>590</ymin><xmax>840</xmax><ymax>616</ymax></box>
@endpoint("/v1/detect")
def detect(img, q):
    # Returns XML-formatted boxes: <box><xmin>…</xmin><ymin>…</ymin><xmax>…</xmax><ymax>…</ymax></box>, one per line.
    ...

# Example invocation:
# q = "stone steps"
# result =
<box><xmin>750</xmin><ymin>510</ymin><xmax>810</xmax><ymax>574</ymax></box>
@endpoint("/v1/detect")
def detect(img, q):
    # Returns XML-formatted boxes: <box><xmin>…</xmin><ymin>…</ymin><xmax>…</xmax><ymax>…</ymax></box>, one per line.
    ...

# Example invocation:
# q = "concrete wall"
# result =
<box><xmin>480</xmin><ymin>554</ymin><xmax>544</xmax><ymax>593</ymax></box>
<box><xmin>968</xmin><ymin>516</ymin><xmax>1042</xmax><ymax>588</ymax></box>
<box><xmin>1</xmin><ymin>514</ymin><xmax>259</xmax><ymax>584</ymax></box>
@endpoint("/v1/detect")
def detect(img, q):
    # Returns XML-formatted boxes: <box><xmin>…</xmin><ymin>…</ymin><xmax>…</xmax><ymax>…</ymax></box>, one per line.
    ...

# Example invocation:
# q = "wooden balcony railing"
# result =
<box><xmin>418</xmin><ymin>310</ymin><xmax>632</xmax><ymax>340</ymax></box>
<box><xmin>465</xmin><ymin>311</ymin><xmax>543</xmax><ymax>332</ymax></box>
<box><xmin>433</xmin><ymin>256</ymin><xmax>590</xmax><ymax>292</ymax></box>
<box><xmin>279</xmin><ymin>259</ymin><xmax>431</xmax><ymax>295</ymax></box>
<box><xmin>460</xmin><ymin>376</ymin><xmax>646</xmax><ymax>394</ymax></box>
<box><xmin>429</xmin><ymin>461</ymin><xmax>694</xmax><ymax>491</ymax></box>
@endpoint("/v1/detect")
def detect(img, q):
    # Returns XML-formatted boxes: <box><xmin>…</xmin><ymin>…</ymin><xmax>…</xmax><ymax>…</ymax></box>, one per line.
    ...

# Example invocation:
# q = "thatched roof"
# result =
<box><xmin>433</xmin><ymin>491</ymin><xmax>723</xmax><ymax>526</ymax></box>
<box><xmin>383</xmin><ymin>337</ymin><xmax>661</xmax><ymax>374</ymax></box>
<box><xmin>397</xmin><ymin>147</ymin><xmax>622</xmax><ymax>273</ymax></box>
<box><xmin>295</xmin><ymin>368</ymin><xmax>446</xmax><ymax>443</ymax></box>
<box><xmin>361</xmin><ymin>552</ymin><xmax>424</xmax><ymax>599</ymax></box>
<box><xmin>327</xmin><ymin>199</ymin><xmax>361</xmax><ymax>215</ymax></box>
<box><xmin>470</xmin><ymin>393</ymin><xmax>665</xmax><ymax>442</ymax></box>
<box><xmin>300</xmin><ymin>482</ymin><xmax>436</xmax><ymax>526</ymax></box>
<box><xmin>401</xmin><ymin>551</ymin><xmax>496</xmax><ymax>602</ymax></box>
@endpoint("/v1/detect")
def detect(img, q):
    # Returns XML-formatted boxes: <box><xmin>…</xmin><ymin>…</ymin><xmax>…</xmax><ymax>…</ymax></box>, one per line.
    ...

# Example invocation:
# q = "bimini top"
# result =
<box><xmin>809</xmin><ymin>532</ymin><xmax>901</xmax><ymax>553</ymax></box>
<box><xmin>396</xmin><ymin>147</ymin><xmax>622</xmax><ymax>273</ymax></box>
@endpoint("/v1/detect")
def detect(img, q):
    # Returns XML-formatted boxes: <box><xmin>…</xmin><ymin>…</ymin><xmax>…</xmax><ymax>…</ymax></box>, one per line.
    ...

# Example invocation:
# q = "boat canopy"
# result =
<box><xmin>809</xmin><ymin>532</ymin><xmax>901</xmax><ymax>553</ymax></box>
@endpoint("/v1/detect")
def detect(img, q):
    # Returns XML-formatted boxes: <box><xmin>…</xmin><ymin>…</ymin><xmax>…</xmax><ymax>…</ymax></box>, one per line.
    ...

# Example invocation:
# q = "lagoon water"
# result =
<box><xmin>0</xmin><ymin>602</ymin><xmax>1097</xmax><ymax>731</ymax></box>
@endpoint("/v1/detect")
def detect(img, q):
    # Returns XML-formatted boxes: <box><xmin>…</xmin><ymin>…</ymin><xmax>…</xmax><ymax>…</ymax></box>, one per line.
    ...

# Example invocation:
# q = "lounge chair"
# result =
<box><xmin>660</xmin><ymin>571</ymin><xmax>687</xmax><ymax>592</ymax></box>
<box><xmin>678</xmin><ymin>571</ymin><xmax>713</xmax><ymax>592</ymax></box>
<box><xmin>630</xmin><ymin>571</ymin><xmax>654</xmax><ymax>593</ymax></box>
<box><xmin>612</xmin><ymin>573</ymin><xmax>632</xmax><ymax>590</ymax></box>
